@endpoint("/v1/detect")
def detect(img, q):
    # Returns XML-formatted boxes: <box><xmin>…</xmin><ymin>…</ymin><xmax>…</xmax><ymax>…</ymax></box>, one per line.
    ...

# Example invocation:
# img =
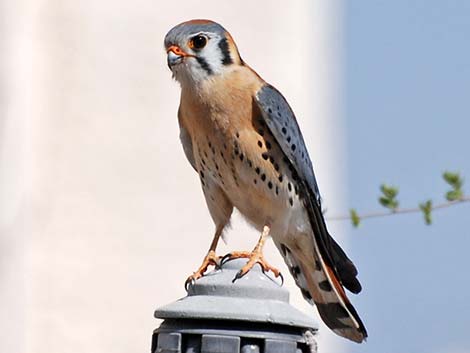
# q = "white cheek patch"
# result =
<box><xmin>199</xmin><ymin>40</ymin><xmax>224</xmax><ymax>75</ymax></box>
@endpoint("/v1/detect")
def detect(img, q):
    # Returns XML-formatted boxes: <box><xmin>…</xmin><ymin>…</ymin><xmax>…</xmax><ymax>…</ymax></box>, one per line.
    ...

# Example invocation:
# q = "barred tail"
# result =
<box><xmin>278</xmin><ymin>241</ymin><xmax>367</xmax><ymax>343</ymax></box>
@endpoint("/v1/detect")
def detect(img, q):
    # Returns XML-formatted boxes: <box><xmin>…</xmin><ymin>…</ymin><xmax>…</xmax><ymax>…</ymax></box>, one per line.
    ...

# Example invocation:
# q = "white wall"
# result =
<box><xmin>0</xmin><ymin>1</ymin><xmax>347</xmax><ymax>352</ymax></box>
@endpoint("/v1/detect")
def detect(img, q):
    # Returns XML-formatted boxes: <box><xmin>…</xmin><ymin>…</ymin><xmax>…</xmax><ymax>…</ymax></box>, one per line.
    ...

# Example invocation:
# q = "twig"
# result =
<box><xmin>327</xmin><ymin>195</ymin><xmax>470</xmax><ymax>222</ymax></box>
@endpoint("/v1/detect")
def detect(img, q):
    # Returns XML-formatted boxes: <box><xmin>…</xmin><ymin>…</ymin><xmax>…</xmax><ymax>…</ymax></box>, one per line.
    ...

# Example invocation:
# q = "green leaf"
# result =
<box><xmin>443</xmin><ymin>171</ymin><xmax>462</xmax><ymax>189</ymax></box>
<box><xmin>380</xmin><ymin>184</ymin><xmax>399</xmax><ymax>199</ymax></box>
<box><xmin>379</xmin><ymin>184</ymin><xmax>399</xmax><ymax>210</ymax></box>
<box><xmin>350</xmin><ymin>209</ymin><xmax>361</xmax><ymax>228</ymax></box>
<box><xmin>443</xmin><ymin>171</ymin><xmax>464</xmax><ymax>201</ymax></box>
<box><xmin>446</xmin><ymin>189</ymin><xmax>463</xmax><ymax>201</ymax></box>
<box><xmin>419</xmin><ymin>200</ymin><xmax>433</xmax><ymax>225</ymax></box>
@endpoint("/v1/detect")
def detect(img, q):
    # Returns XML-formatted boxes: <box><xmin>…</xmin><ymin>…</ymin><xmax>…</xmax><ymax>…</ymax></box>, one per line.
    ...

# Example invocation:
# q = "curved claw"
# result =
<box><xmin>220</xmin><ymin>251</ymin><xmax>253</xmax><ymax>266</ymax></box>
<box><xmin>184</xmin><ymin>250</ymin><xmax>220</xmax><ymax>291</ymax></box>
<box><xmin>278</xmin><ymin>271</ymin><xmax>284</xmax><ymax>286</ymax></box>
<box><xmin>260</xmin><ymin>266</ymin><xmax>284</xmax><ymax>286</ymax></box>
<box><xmin>184</xmin><ymin>276</ymin><xmax>196</xmax><ymax>292</ymax></box>
<box><xmin>232</xmin><ymin>269</ymin><xmax>247</xmax><ymax>283</ymax></box>
<box><xmin>220</xmin><ymin>253</ymin><xmax>232</xmax><ymax>266</ymax></box>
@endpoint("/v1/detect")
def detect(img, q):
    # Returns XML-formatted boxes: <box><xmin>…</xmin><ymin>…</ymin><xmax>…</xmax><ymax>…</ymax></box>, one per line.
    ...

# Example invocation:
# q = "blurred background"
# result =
<box><xmin>0</xmin><ymin>1</ymin><xmax>469</xmax><ymax>353</ymax></box>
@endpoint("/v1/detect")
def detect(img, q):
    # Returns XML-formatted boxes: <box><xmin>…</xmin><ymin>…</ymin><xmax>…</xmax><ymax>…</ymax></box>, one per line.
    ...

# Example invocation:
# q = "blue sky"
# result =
<box><xmin>344</xmin><ymin>1</ymin><xmax>470</xmax><ymax>352</ymax></box>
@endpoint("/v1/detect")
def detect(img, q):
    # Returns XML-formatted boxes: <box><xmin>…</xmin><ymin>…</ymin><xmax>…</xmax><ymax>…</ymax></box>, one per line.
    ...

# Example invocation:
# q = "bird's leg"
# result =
<box><xmin>185</xmin><ymin>226</ymin><xmax>223</xmax><ymax>289</ymax></box>
<box><xmin>223</xmin><ymin>225</ymin><xmax>283</xmax><ymax>282</ymax></box>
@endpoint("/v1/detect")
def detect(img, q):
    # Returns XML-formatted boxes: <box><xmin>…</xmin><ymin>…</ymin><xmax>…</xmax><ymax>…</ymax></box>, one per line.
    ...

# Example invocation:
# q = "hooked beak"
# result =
<box><xmin>166</xmin><ymin>45</ymin><xmax>192</xmax><ymax>68</ymax></box>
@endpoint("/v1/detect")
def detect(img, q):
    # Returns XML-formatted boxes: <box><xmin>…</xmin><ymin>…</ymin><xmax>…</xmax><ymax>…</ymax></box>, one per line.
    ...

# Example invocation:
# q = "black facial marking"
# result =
<box><xmin>218</xmin><ymin>37</ymin><xmax>233</xmax><ymax>65</ymax></box>
<box><xmin>268</xmin><ymin>181</ymin><xmax>273</xmax><ymax>189</ymax></box>
<box><xmin>196</xmin><ymin>56</ymin><xmax>213</xmax><ymax>75</ymax></box>
<box><xmin>261</xmin><ymin>174</ymin><xmax>266</xmax><ymax>181</ymax></box>
<box><xmin>261</xmin><ymin>152</ymin><xmax>269</xmax><ymax>160</ymax></box>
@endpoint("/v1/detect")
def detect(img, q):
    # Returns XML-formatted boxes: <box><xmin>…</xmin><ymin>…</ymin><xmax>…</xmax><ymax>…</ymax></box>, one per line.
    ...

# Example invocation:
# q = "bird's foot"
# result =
<box><xmin>221</xmin><ymin>250</ymin><xmax>283</xmax><ymax>284</ymax></box>
<box><xmin>185</xmin><ymin>250</ymin><xmax>220</xmax><ymax>290</ymax></box>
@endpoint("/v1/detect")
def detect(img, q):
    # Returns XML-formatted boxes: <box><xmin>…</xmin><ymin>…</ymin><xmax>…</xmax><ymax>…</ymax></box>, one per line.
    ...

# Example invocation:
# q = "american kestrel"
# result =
<box><xmin>164</xmin><ymin>20</ymin><xmax>367</xmax><ymax>343</ymax></box>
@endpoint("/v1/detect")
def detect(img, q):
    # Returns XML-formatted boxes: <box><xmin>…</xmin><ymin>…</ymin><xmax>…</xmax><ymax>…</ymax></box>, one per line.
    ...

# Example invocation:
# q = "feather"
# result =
<box><xmin>255</xmin><ymin>84</ymin><xmax>367</xmax><ymax>342</ymax></box>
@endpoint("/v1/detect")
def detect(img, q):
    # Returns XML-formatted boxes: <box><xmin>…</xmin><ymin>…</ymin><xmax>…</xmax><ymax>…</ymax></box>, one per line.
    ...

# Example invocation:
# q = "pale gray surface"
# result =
<box><xmin>155</xmin><ymin>259</ymin><xmax>318</xmax><ymax>329</ymax></box>
<box><xmin>153</xmin><ymin>259</ymin><xmax>317</xmax><ymax>352</ymax></box>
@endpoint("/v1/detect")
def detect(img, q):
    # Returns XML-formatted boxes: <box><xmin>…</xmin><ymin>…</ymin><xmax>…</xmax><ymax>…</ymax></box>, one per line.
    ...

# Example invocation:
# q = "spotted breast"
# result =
<box><xmin>179</xmin><ymin>67</ymin><xmax>300</xmax><ymax>234</ymax></box>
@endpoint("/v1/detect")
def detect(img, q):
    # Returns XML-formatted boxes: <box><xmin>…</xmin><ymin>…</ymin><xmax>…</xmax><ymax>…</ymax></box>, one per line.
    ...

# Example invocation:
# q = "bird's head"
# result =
<box><xmin>164</xmin><ymin>20</ymin><xmax>243</xmax><ymax>86</ymax></box>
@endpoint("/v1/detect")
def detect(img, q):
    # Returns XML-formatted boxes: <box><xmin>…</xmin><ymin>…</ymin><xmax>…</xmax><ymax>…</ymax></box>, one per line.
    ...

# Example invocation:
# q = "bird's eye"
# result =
<box><xmin>189</xmin><ymin>35</ymin><xmax>207</xmax><ymax>50</ymax></box>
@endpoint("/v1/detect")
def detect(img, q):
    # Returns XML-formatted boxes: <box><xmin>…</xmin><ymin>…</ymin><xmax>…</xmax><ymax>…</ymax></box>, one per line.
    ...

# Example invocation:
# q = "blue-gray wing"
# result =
<box><xmin>254</xmin><ymin>84</ymin><xmax>361</xmax><ymax>294</ymax></box>
<box><xmin>255</xmin><ymin>85</ymin><xmax>321</xmax><ymax>205</ymax></box>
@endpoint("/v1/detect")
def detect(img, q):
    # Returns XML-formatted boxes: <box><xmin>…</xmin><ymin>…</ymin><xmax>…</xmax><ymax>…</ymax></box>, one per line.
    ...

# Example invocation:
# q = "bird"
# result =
<box><xmin>164</xmin><ymin>19</ymin><xmax>367</xmax><ymax>343</ymax></box>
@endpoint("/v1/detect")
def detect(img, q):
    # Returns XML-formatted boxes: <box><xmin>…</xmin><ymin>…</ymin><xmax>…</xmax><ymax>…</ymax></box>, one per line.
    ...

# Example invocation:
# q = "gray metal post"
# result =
<box><xmin>152</xmin><ymin>259</ymin><xmax>318</xmax><ymax>353</ymax></box>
